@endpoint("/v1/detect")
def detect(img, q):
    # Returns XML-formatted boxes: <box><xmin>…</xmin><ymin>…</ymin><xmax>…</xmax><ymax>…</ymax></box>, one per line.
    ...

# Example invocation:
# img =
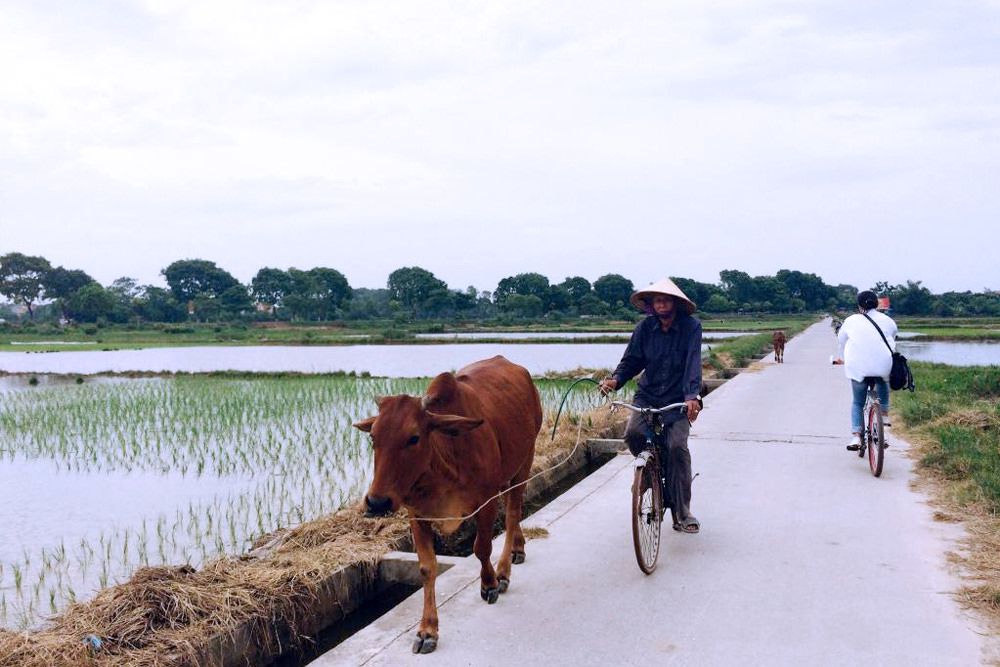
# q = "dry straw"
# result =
<box><xmin>0</xmin><ymin>511</ymin><xmax>410</xmax><ymax>667</ymax></box>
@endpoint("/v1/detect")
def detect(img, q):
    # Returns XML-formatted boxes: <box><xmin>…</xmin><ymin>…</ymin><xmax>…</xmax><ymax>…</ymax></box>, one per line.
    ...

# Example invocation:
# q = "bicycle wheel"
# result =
<box><xmin>632</xmin><ymin>457</ymin><xmax>662</xmax><ymax>574</ymax></box>
<box><xmin>867</xmin><ymin>404</ymin><xmax>885</xmax><ymax>477</ymax></box>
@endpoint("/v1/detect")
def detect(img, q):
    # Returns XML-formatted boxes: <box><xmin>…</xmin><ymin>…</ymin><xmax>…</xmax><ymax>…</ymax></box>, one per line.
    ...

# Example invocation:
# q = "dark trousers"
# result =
<box><xmin>624</xmin><ymin>414</ymin><xmax>694</xmax><ymax>522</ymax></box>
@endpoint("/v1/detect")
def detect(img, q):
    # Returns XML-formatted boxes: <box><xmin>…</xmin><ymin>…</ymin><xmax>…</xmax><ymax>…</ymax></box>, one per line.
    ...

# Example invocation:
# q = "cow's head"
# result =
<box><xmin>353</xmin><ymin>376</ymin><xmax>483</xmax><ymax>517</ymax></box>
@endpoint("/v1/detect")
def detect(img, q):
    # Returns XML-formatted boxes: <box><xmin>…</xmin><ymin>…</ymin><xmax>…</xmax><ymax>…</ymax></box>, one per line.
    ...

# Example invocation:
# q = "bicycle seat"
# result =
<box><xmin>862</xmin><ymin>376</ymin><xmax>882</xmax><ymax>388</ymax></box>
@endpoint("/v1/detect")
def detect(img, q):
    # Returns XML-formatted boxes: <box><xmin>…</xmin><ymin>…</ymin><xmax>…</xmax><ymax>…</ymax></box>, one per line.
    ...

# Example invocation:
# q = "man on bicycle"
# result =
<box><xmin>833</xmin><ymin>290</ymin><xmax>897</xmax><ymax>451</ymax></box>
<box><xmin>599</xmin><ymin>278</ymin><xmax>703</xmax><ymax>534</ymax></box>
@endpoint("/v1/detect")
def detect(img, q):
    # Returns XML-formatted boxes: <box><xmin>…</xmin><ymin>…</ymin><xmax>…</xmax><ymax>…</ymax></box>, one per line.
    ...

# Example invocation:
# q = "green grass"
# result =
<box><xmin>895</xmin><ymin>317</ymin><xmax>1000</xmax><ymax>340</ymax></box>
<box><xmin>705</xmin><ymin>332</ymin><xmax>772</xmax><ymax>369</ymax></box>
<box><xmin>894</xmin><ymin>362</ymin><xmax>1000</xmax><ymax>508</ymax></box>
<box><xmin>702</xmin><ymin>318</ymin><xmax>813</xmax><ymax>370</ymax></box>
<box><xmin>700</xmin><ymin>314</ymin><xmax>818</xmax><ymax>332</ymax></box>
<box><xmin>0</xmin><ymin>323</ymin><xmax>389</xmax><ymax>352</ymax></box>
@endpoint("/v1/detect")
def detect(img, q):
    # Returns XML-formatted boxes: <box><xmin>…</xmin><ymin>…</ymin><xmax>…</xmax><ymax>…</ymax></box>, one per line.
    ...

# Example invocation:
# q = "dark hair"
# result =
<box><xmin>857</xmin><ymin>290</ymin><xmax>878</xmax><ymax>310</ymax></box>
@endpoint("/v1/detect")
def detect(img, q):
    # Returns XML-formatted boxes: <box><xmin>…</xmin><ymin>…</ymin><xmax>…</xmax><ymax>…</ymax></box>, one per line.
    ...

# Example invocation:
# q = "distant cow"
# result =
<box><xmin>353</xmin><ymin>356</ymin><xmax>542</xmax><ymax>654</ymax></box>
<box><xmin>772</xmin><ymin>330</ymin><xmax>787</xmax><ymax>363</ymax></box>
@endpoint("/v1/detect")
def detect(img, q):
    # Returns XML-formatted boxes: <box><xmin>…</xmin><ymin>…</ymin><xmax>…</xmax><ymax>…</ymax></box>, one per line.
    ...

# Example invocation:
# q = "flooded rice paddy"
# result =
<box><xmin>0</xmin><ymin>343</ymin><xmax>628</xmax><ymax>376</ymax></box>
<box><xmin>896</xmin><ymin>339</ymin><xmax>1000</xmax><ymax>366</ymax></box>
<box><xmin>0</xmin><ymin>334</ymin><xmax>762</xmax><ymax>376</ymax></box>
<box><xmin>0</xmin><ymin>374</ymin><xmax>598</xmax><ymax>629</ymax></box>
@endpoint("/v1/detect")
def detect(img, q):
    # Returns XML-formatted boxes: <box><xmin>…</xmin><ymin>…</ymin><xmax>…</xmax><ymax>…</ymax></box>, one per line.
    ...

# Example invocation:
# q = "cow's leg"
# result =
<box><xmin>496</xmin><ymin>465</ymin><xmax>530</xmax><ymax>593</ymax></box>
<box><xmin>474</xmin><ymin>498</ymin><xmax>501</xmax><ymax>604</ymax></box>
<box><xmin>410</xmin><ymin>519</ymin><xmax>440</xmax><ymax>654</ymax></box>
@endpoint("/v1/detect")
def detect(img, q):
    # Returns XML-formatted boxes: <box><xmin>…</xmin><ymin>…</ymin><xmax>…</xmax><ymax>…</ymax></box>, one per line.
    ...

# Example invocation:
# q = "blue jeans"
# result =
<box><xmin>851</xmin><ymin>379</ymin><xmax>889</xmax><ymax>433</ymax></box>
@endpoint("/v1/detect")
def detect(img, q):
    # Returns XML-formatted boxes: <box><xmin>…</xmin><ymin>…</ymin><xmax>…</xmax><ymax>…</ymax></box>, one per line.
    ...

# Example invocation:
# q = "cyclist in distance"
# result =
<box><xmin>599</xmin><ymin>278</ymin><xmax>703</xmax><ymax>534</ymax></box>
<box><xmin>833</xmin><ymin>290</ymin><xmax>897</xmax><ymax>451</ymax></box>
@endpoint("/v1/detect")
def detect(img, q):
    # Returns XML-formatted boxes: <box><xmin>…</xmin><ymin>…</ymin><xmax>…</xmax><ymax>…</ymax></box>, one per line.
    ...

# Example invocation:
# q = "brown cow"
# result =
<box><xmin>353</xmin><ymin>355</ymin><xmax>542</xmax><ymax>654</ymax></box>
<box><xmin>772</xmin><ymin>330</ymin><xmax>787</xmax><ymax>363</ymax></box>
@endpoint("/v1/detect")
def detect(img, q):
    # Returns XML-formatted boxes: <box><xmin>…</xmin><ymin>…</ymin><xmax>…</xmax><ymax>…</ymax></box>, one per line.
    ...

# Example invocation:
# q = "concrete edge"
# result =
<box><xmin>316</xmin><ymin>453</ymin><xmax>635</xmax><ymax>665</ymax></box>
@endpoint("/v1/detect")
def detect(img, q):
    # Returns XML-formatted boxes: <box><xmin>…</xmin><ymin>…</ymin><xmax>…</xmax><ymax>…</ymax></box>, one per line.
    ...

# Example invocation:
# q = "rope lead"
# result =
<box><xmin>549</xmin><ymin>376</ymin><xmax>602</xmax><ymax>441</ymax></box>
<box><xmin>413</xmin><ymin>376</ymin><xmax>605</xmax><ymax>524</ymax></box>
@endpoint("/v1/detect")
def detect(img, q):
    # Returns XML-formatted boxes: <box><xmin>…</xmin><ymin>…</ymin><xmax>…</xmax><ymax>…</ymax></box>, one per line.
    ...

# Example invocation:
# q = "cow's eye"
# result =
<box><xmin>405</xmin><ymin>435</ymin><xmax>420</xmax><ymax>447</ymax></box>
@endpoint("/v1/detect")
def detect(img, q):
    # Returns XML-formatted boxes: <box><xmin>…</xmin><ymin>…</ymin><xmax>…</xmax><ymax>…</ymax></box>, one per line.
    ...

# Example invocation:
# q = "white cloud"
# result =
<box><xmin>1</xmin><ymin>0</ymin><xmax>998</xmax><ymax>292</ymax></box>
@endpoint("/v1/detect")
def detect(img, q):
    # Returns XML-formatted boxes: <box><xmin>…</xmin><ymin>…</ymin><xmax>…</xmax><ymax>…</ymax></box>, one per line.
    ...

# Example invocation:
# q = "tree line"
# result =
<box><xmin>1</xmin><ymin>251</ymin><xmax>998</xmax><ymax>325</ymax></box>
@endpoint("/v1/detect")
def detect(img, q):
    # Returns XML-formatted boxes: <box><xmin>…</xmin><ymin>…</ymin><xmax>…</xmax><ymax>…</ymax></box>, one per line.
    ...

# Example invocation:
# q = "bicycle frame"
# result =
<box><xmin>611</xmin><ymin>400</ymin><xmax>688</xmax><ymax>573</ymax></box>
<box><xmin>611</xmin><ymin>400</ymin><xmax>689</xmax><ymax>475</ymax></box>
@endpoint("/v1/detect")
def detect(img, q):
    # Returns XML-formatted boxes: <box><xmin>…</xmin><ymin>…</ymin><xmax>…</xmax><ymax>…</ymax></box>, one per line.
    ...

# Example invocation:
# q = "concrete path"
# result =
<box><xmin>315</xmin><ymin>320</ymin><xmax>995</xmax><ymax>666</ymax></box>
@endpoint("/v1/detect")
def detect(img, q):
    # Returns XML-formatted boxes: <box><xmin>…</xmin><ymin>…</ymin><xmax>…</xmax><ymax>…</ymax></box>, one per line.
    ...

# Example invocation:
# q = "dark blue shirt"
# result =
<box><xmin>611</xmin><ymin>313</ymin><xmax>702</xmax><ymax>417</ymax></box>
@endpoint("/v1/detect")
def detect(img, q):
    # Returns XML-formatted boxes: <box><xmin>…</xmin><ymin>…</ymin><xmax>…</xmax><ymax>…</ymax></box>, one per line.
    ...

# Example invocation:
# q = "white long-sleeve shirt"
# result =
<box><xmin>837</xmin><ymin>310</ymin><xmax>897</xmax><ymax>382</ymax></box>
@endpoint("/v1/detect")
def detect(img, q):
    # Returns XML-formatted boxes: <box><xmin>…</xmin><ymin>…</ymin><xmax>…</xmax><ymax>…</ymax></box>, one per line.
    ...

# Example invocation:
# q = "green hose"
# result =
<box><xmin>549</xmin><ymin>376</ymin><xmax>603</xmax><ymax>441</ymax></box>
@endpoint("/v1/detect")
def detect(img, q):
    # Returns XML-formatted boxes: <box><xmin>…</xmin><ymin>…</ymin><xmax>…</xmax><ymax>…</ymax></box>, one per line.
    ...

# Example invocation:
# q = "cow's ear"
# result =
<box><xmin>426</xmin><ymin>412</ymin><xmax>483</xmax><ymax>437</ymax></box>
<box><xmin>353</xmin><ymin>416</ymin><xmax>377</xmax><ymax>432</ymax></box>
<box><xmin>422</xmin><ymin>372</ymin><xmax>457</xmax><ymax>410</ymax></box>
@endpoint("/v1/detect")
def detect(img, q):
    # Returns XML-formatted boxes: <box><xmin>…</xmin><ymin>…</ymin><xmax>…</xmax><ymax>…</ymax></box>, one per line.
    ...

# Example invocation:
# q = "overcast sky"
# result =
<box><xmin>2</xmin><ymin>0</ymin><xmax>998</xmax><ymax>295</ymax></box>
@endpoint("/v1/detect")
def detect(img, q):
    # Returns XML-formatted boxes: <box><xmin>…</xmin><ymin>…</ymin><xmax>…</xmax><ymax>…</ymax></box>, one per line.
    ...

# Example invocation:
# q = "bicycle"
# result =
<box><xmin>857</xmin><ymin>376</ymin><xmax>887</xmax><ymax>477</ymax></box>
<box><xmin>609</xmin><ymin>400</ymin><xmax>689</xmax><ymax>574</ymax></box>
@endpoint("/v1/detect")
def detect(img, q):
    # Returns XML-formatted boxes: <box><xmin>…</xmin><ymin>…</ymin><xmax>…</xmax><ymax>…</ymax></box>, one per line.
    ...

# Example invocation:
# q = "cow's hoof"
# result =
<box><xmin>498</xmin><ymin>576</ymin><xmax>509</xmax><ymax>593</ymax></box>
<box><xmin>481</xmin><ymin>585</ymin><xmax>499</xmax><ymax>604</ymax></box>
<box><xmin>412</xmin><ymin>635</ymin><xmax>437</xmax><ymax>654</ymax></box>
<box><xmin>512</xmin><ymin>550</ymin><xmax>526</xmax><ymax>565</ymax></box>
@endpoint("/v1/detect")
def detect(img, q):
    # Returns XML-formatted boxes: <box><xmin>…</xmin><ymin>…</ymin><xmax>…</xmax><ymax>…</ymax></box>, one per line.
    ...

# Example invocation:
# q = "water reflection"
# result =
<box><xmin>4</xmin><ymin>337</ymin><xmax>997</xmax><ymax>378</ymax></box>
<box><xmin>897</xmin><ymin>340</ymin><xmax>1000</xmax><ymax>366</ymax></box>
<box><xmin>0</xmin><ymin>343</ymin><xmax>635</xmax><ymax>376</ymax></box>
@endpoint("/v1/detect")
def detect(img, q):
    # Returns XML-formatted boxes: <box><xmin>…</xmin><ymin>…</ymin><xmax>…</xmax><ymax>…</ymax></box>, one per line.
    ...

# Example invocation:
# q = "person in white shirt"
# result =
<box><xmin>833</xmin><ymin>290</ymin><xmax>897</xmax><ymax>451</ymax></box>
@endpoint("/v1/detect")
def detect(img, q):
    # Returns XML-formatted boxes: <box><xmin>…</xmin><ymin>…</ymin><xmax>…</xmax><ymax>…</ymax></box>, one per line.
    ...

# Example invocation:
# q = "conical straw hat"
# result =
<box><xmin>630</xmin><ymin>278</ymin><xmax>697</xmax><ymax>314</ymax></box>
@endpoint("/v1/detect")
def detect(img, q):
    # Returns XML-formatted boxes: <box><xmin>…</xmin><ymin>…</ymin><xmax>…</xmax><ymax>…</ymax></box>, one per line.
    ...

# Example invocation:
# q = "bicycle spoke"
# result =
<box><xmin>867</xmin><ymin>401</ymin><xmax>885</xmax><ymax>477</ymax></box>
<box><xmin>632</xmin><ymin>462</ymin><xmax>662</xmax><ymax>573</ymax></box>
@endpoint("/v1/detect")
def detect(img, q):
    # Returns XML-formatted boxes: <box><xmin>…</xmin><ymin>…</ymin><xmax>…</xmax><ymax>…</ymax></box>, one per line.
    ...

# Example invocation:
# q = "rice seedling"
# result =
<box><xmin>0</xmin><ymin>374</ymin><xmax>597</xmax><ymax>629</ymax></box>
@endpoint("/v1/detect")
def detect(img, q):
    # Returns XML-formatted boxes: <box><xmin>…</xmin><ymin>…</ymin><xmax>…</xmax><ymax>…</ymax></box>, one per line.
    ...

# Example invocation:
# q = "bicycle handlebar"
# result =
<box><xmin>610</xmin><ymin>401</ymin><xmax>689</xmax><ymax>416</ymax></box>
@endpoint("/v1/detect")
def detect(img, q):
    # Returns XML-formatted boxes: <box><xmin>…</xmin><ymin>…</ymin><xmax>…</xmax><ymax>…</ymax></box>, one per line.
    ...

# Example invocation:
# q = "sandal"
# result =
<box><xmin>672</xmin><ymin>516</ymin><xmax>700</xmax><ymax>534</ymax></box>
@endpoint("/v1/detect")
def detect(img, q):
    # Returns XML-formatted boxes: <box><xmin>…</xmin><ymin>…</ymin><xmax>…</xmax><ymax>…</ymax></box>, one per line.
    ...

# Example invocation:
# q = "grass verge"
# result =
<box><xmin>704</xmin><ymin>318</ymin><xmax>813</xmax><ymax>371</ymax></box>
<box><xmin>893</xmin><ymin>362</ymin><xmax>1000</xmax><ymax>629</ymax></box>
